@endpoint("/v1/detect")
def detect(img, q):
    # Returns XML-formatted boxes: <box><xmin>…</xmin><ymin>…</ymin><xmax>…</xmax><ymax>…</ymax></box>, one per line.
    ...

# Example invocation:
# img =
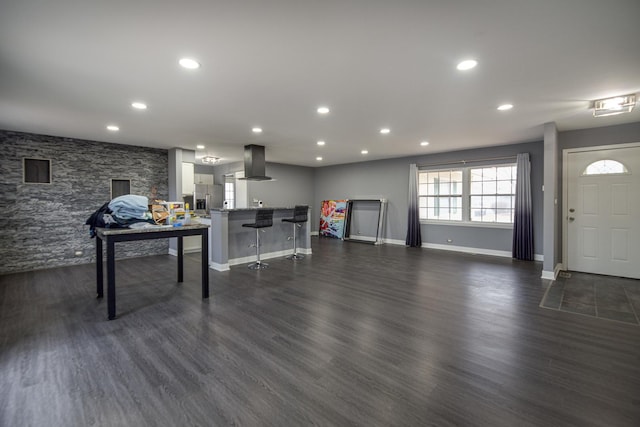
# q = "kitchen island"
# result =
<box><xmin>209</xmin><ymin>207</ymin><xmax>311</xmax><ymax>271</ymax></box>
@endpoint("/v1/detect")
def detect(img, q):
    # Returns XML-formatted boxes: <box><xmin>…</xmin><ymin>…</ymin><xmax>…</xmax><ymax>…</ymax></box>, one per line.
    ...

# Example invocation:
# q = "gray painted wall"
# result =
<box><xmin>314</xmin><ymin>140</ymin><xmax>545</xmax><ymax>255</ymax></box>
<box><xmin>543</xmin><ymin>122</ymin><xmax>559</xmax><ymax>272</ymax></box>
<box><xmin>560</xmin><ymin>122</ymin><xmax>640</xmax><ymax>150</ymax></box>
<box><xmin>0</xmin><ymin>130</ymin><xmax>169</xmax><ymax>274</ymax></box>
<box><xmin>247</xmin><ymin>162</ymin><xmax>315</xmax><ymax>209</ymax></box>
<box><xmin>346</xmin><ymin>200</ymin><xmax>384</xmax><ymax>240</ymax></box>
<box><xmin>213</xmin><ymin>161</ymin><xmax>315</xmax><ymax>210</ymax></box>
<box><xmin>314</xmin><ymin>157</ymin><xmax>409</xmax><ymax>241</ymax></box>
<box><xmin>194</xmin><ymin>163</ymin><xmax>216</xmax><ymax>178</ymax></box>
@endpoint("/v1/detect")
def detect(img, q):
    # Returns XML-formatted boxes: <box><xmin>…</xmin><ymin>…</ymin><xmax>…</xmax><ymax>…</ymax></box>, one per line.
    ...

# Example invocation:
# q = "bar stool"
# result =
<box><xmin>242</xmin><ymin>208</ymin><xmax>274</xmax><ymax>269</ymax></box>
<box><xmin>282</xmin><ymin>205</ymin><xmax>308</xmax><ymax>260</ymax></box>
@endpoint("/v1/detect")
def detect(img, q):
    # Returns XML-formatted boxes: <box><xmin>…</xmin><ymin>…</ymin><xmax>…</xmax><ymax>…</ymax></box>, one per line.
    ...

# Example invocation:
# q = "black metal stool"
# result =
<box><xmin>282</xmin><ymin>205</ymin><xmax>308</xmax><ymax>260</ymax></box>
<box><xmin>242</xmin><ymin>208</ymin><xmax>274</xmax><ymax>269</ymax></box>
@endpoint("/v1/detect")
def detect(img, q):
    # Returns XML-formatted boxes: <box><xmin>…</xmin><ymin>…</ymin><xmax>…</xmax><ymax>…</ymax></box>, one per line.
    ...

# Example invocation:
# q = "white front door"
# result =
<box><xmin>566</xmin><ymin>145</ymin><xmax>640</xmax><ymax>279</ymax></box>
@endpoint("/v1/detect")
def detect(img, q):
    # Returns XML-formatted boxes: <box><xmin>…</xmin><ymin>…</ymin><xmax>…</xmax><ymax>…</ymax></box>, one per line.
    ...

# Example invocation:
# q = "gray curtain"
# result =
<box><xmin>512</xmin><ymin>153</ymin><xmax>533</xmax><ymax>260</ymax></box>
<box><xmin>406</xmin><ymin>163</ymin><xmax>422</xmax><ymax>247</ymax></box>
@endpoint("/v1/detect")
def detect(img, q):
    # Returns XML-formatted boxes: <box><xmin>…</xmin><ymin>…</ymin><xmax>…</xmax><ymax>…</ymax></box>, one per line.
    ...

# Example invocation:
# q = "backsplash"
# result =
<box><xmin>0</xmin><ymin>130</ymin><xmax>168</xmax><ymax>274</ymax></box>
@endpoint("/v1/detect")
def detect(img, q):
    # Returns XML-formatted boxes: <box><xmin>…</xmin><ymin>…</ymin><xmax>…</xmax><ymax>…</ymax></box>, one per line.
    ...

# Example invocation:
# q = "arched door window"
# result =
<box><xmin>582</xmin><ymin>159</ymin><xmax>629</xmax><ymax>176</ymax></box>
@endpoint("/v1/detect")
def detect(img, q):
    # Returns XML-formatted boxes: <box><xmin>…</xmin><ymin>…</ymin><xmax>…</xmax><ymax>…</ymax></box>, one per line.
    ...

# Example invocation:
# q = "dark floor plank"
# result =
<box><xmin>1</xmin><ymin>238</ymin><xmax>640</xmax><ymax>426</ymax></box>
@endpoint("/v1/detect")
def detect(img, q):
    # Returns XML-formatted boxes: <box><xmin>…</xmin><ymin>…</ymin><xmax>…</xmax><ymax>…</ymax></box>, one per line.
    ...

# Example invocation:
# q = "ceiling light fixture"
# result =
<box><xmin>380</xmin><ymin>128</ymin><xmax>390</xmax><ymax>134</ymax></box>
<box><xmin>201</xmin><ymin>156</ymin><xmax>220</xmax><ymax>164</ymax></box>
<box><xmin>592</xmin><ymin>94</ymin><xmax>636</xmax><ymax>117</ymax></box>
<box><xmin>179</xmin><ymin>58</ymin><xmax>200</xmax><ymax>69</ymax></box>
<box><xmin>252</xmin><ymin>127</ymin><xmax>262</xmax><ymax>133</ymax></box>
<box><xmin>316</xmin><ymin>156</ymin><xmax>323</xmax><ymax>161</ymax></box>
<box><xmin>420</xmin><ymin>141</ymin><xmax>429</xmax><ymax>146</ymax></box>
<box><xmin>196</xmin><ymin>144</ymin><xmax>205</xmax><ymax>149</ymax></box>
<box><xmin>131</xmin><ymin>102</ymin><xmax>147</xmax><ymax>110</ymax></box>
<box><xmin>361</xmin><ymin>150</ymin><xmax>369</xmax><ymax>154</ymax></box>
<box><xmin>317</xmin><ymin>106</ymin><xmax>330</xmax><ymax>114</ymax></box>
<box><xmin>317</xmin><ymin>140</ymin><xmax>325</xmax><ymax>146</ymax></box>
<box><xmin>106</xmin><ymin>125</ymin><xmax>119</xmax><ymax>131</ymax></box>
<box><xmin>497</xmin><ymin>104</ymin><xmax>514</xmax><ymax>111</ymax></box>
<box><xmin>457</xmin><ymin>59</ymin><xmax>478</xmax><ymax>71</ymax></box>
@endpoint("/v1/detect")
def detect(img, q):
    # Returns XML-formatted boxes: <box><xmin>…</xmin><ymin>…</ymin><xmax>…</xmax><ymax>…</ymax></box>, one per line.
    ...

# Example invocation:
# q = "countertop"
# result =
<box><xmin>96</xmin><ymin>223</ymin><xmax>209</xmax><ymax>236</ymax></box>
<box><xmin>209</xmin><ymin>207</ymin><xmax>297</xmax><ymax>212</ymax></box>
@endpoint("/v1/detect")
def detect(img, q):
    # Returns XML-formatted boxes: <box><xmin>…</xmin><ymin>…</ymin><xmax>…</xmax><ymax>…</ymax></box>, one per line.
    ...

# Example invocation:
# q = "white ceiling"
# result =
<box><xmin>1</xmin><ymin>0</ymin><xmax>639</xmax><ymax>167</ymax></box>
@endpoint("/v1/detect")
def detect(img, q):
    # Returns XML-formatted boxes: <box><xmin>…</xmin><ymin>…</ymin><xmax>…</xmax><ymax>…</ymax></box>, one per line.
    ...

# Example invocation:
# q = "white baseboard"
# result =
<box><xmin>345</xmin><ymin>235</ymin><xmax>377</xmax><ymax>242</ymax></box>
<box><xmin>172</xmin><ymin>247</ymin><xmax>311</xmax><ymax>271</ymax></box>
<box><xmin>383</xmin><ymin>238</ymin><xmax>543</xmax><ymax>261</ymax></box>
<box><xmin>168</xmin><ymin>247</ymin><xmax>201</xmax><ymax>256</ymax></box>
<box><xmin>384</xmin><ymin>238</ymin><xmax>406</xmax><ymax>246</ymax></box>
<box><xmin>209</xmin><ymin>261</ymin><xmax>230</xmax><ymax>272</ymax></box>
<box><xmin>227</xmin><ymin>247</ymin><xmax>312</xmax><ymax>268</ymax></box>
<box><xmin>423</xmin><ymin>242</ymin><xmax>512</xmax><ymax>258</ymax></box>
<box><xmin>541</xmin><ymin>263</ymin><xmax>562</xmax><ymax>280</ymax></box>
<box><xmin>421</xmin><ymin>242</ymin><xmax>543</xmax><ymax>262</ymax></box>
<box><xmin>541</xmin><ymin>270</ymin><xmax>555</xmax><ymax>280</ymax></box>
<box><xmin>311</xmin><ymin>231</ymin><xmax>319</xmax><ymax>236</ymax></box>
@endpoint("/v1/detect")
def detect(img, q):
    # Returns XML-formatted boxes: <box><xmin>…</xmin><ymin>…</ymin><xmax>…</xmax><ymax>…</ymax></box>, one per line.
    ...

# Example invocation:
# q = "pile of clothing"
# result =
<box><xmin>85</xmin><ymin>195</ymin><xmax>155</xmax><ymax>237</ymax></box>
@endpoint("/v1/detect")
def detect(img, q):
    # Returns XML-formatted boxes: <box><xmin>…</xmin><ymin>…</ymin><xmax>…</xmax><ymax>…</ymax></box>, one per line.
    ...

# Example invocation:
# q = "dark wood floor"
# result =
<box><xmin>1</xmin><ymin>238</ymin><xmax>639</xmax><ymax>426</ymax></box>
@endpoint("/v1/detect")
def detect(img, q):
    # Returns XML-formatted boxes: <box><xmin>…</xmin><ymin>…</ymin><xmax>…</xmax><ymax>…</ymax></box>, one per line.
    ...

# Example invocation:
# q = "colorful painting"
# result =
<box><xmin>320</xmin><ymin>200</ymin><xmax>347</xmax><ymax>239</ymax></box>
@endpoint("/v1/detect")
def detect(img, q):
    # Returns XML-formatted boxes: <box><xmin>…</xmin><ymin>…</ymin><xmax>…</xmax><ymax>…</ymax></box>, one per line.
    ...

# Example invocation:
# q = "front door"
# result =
<box><xmin>566</xmin><ymin>145</ymin><xmax>640</xmax><ymax>279</ymax></box>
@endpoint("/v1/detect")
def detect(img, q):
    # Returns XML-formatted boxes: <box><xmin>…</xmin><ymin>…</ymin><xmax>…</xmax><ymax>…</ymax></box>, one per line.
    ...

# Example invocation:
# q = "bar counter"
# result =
<box><xmin>209</xmin><ymin>207</ymin><xmax>312</xmax><ymax>271</ymax></box>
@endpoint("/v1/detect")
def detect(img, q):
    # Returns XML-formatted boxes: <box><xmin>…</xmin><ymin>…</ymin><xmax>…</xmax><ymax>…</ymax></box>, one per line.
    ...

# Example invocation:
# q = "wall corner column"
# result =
<box><xmin>542</xmin><ymin>122</ymin><xmax>560</xmax><ymax>279</ymax></box>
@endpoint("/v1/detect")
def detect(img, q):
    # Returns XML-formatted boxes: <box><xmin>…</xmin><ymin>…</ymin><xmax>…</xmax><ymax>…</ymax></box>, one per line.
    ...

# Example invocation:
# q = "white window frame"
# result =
<box><xmin>224</xmin><ymin>176</ymin><xmax>235</xmax><ymax>209</ymax></box>
<box><xmin>418</xmin><ymin>163</ymin><xmax>517</xmax><ymax>229</ymax></box>
<box><xmin>419</xmin><ymin>169</ymin><xmax>464</xmax><ymax>221</ymax></box>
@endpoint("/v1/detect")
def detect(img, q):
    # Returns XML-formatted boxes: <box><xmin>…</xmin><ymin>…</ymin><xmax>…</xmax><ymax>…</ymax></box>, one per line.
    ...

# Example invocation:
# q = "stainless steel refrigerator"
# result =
<box><xmin>194</xmin><ymin>184</ymin><xmax>223</xmax><ymax>212</ymax></box>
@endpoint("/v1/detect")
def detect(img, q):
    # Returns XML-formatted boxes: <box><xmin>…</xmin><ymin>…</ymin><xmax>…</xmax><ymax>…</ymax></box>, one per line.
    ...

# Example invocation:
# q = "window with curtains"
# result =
<box><xmin>419</xmin><ymin>170</ymin><xmax>463</xmax><ymax>220</ymax></box>
<box><xmin>470</xmin><ymin>165</ymin><xmax>517</xmax><ymax>223</ymax></box>
<box><xmin>418</xmin><ymin>163</ymin><xmax>517</xmax><ymax>224</ymax></box>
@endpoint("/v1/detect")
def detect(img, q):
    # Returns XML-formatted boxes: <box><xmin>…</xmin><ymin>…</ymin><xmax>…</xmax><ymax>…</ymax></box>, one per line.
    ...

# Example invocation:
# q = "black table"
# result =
<box><xmin>95</xmin><ymin>224</ymin><xmax>210</xmax><ymax>320</ymax></box>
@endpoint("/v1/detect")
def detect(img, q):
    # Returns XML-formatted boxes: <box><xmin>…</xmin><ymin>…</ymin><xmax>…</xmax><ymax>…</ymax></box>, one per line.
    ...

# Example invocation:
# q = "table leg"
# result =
<box><xmin>96</xmin><ymin>236</ymin><xmax>103</xmax><ymax>298</ymax></box>
<box><xmin>107</xmin><ymin>239</ymin><xmax>116</xmax><ymax>320</ymax></box>
<box><xmin>201</xmin><ymin>230</ymin><xmax>209</xmax><ymax>298</ymax></box>
<box><xmin>177</xmin><ymin>236</ymin><xmax>184</xmax><ymax>283</ymax></box>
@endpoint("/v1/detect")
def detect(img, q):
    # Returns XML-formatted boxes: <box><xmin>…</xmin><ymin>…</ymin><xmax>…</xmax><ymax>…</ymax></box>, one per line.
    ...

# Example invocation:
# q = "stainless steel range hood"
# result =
<box><xmin>240</xmin><ymin>144</ymin><xmax>272</xmax><ymax>181</ymax></box>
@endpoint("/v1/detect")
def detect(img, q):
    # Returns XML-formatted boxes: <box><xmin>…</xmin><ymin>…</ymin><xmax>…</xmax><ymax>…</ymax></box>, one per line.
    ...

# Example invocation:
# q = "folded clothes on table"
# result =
<box><xmin>108</xmin><ymin>194</ymin><xmax>149</xmax><ymax>219</ymax></box>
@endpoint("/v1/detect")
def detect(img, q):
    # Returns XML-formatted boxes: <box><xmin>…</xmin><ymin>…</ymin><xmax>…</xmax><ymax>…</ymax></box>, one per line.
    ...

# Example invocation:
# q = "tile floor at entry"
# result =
<box><xmin>540</xmin><ymin>271</ymin><xmax>640</xmax><ymax>325</ymax></box>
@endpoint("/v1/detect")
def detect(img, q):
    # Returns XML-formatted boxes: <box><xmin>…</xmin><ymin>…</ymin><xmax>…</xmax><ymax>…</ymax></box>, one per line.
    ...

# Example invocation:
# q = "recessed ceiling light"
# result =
<box><xmin>456</xmin><ymin>59</ymin><xmax>478</xmax><ymax>71</ymax></box>
<box><xmin>361</xmin><ymin>150</ymin><xmax>369</xmax><ymax>155</ymax></box>
<box><xmin>252</xmin><ymin>127</ymin><xmax>262</xmax><ymax>133</ymax></box>
<box><xmin>420</xmin><ymin>141</ymin><xmax>429</xmax><ymax>146</ymax></box>
<box><xmin>317</xmin><ymin>140</ymin><xmax>325</xmax><ymax>146</ymax></box>
<box><xmin>196</xmin><ymin>144</ymin><xmax>205</xmax><ymax>149</ymax></box>
<box><xmin>179</xmin><ymin>58</ymin><xmax>200</xmax><ymax>69</ymax></box>
<box><xmin>497</xmin><ymin>104</ymin><xmax>514</xmax><ymax>111</ymax></box>
<box><xmin>316</xmin><ymin>156</ymin><xmax>323</xmax><ymax>161</ymax></box>
<box><xmin>106</xmin><ymin>125</ymin><xmax>119</xmax><ymax>132</ymax></box>
<box><xmin>131</xmin><ymin>102</ymin><xmax>147</xmax><ymax>110</ymax></box>
<box><xmin>380</xmin><ymin>128</ymin><xmax>390</xmax><ymax>134</ymax></box>
<box><xmin>317</xmin><ymin>106</ymin><xmax>330</xmax><ymax>114</ymax></box>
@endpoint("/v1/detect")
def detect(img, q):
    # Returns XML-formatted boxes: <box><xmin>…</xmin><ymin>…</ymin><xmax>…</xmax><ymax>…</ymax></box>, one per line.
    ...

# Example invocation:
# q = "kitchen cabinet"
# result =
<box><xmin>182</xmin><ymin>162</ymin><xmax>194</xmax><ymax>195</ymax></box>
<box><xmin>195</xmin><ymin>173</ymin><xmax>214</xmax><ymax>185</ymax></box>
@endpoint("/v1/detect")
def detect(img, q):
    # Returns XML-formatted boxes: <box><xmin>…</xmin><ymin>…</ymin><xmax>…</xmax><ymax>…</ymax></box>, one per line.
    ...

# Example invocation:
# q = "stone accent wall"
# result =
<box><xmin>0</xmin><ymin>130</ymin><xmax>169</xmax><ymax>274</ymax></box>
